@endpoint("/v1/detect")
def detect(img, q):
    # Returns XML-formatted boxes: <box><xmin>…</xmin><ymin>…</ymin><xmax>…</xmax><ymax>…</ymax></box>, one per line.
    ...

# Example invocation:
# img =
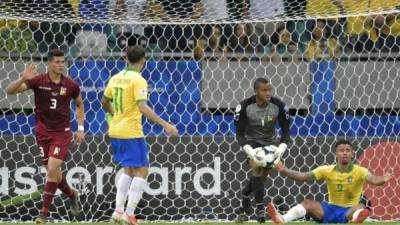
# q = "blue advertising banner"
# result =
<box><xmin>69</xmin><ymin>60</ymin><xmax>202</xmax><ymax>135</ymax></box>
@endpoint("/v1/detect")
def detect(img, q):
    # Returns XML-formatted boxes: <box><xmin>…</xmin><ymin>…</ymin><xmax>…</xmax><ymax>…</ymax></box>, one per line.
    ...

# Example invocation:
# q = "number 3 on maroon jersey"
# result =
<box><xmin>50</xmin><ymin>98</ymin><xmax>57</xmax><ymax>109</ymax></box>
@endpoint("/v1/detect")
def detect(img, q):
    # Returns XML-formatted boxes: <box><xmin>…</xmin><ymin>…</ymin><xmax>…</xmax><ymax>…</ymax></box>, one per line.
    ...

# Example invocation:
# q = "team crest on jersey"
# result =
<box><xmin>60</xmin><ymin>87</ymin><xmax>67</xmax><ymax>96</ymax></box>
<box><xmin>348</xmin><ymin>176</ymin><xmax>353</xmax><ymax>184</ymax></box>
<box><xmin>139</xmin><ymin>89</ymin><xmax>147</xmax><ymax>97</ymax></box>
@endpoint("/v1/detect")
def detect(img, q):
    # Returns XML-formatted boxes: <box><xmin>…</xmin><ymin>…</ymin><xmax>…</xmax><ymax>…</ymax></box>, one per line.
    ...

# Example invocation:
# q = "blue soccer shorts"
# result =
<box><xmin>110</xmin><ymin>138</ymin><xmax>149</xmax><ymax>167</ymax></box>
<box><xmin>317</xmin><ymin>201</ymin><xmax>351</xmax><ymax>224</ymax></box>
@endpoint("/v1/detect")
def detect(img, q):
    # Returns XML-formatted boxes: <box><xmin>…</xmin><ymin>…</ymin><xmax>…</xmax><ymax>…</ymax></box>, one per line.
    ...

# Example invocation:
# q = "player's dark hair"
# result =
<box><xmin>335</xmin><ymin>139</ymin><xmax>353</xmax><ymax>149</ymax></box>
<box><xmin>48</xmin><ymin>48</ymin><xmax>64</xmax><ymax>61</ymax></box>
<box><xmin>253</xmin><ymin>78</ymin><xmax>269</xmax><ymax>90</ymax></box>
<box><xmin>126</xmin><ymin>46</ymin><xmax>145</xmax><ymax>64</ymax></box>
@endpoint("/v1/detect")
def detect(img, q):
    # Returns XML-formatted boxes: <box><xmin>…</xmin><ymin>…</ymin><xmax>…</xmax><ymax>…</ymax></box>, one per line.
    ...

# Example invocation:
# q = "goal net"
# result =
<box><xmin>1</xmin><ymin>0</ymin><xmax>400</xmax><ymax>222</ymax></box>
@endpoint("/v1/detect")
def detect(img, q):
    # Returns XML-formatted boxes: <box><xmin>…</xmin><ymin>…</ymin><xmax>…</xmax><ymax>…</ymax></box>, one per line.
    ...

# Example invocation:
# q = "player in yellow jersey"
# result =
<box><xmin>267</xmin><ymin>139</ymin><xmax>392</xmax><ymax>224</ymax></box>
<box><xmin>101</xmin><ymin>46</ymin><xmax>178</xmax><ymax>225</ymax></box>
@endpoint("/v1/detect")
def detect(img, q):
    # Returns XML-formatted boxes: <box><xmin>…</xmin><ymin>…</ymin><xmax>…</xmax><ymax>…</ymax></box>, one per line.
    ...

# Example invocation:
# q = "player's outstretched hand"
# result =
<box><xmin>383</xmin><ymin>173</ymin><xmax>393</xmax><ymax>183</ymax></box>
<box><xmin>274</xmin><ymin>161</ymin><xmax>285</xmax><ymax>172</ymax></box>
<box><xmin>74</xmin><ymin>131</ymin><xmax>85</xmax><ymax>145</ymax></box>
<box><xmin>164</xmin><ymin>123</ymin><xmax>178</xmax><ymax>136</ymax></box>
<box><xmin>22</xmin><ymin>64</ymin><xmax>37</xmax><ymax>81</ymax></box>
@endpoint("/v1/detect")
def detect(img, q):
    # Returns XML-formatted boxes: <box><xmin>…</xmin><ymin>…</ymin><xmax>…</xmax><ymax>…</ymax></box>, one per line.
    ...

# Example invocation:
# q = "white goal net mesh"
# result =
<box><xmin>1</xmin><ymin>0</ymin><xmax>400</xmax><ymax>222</ymax></box>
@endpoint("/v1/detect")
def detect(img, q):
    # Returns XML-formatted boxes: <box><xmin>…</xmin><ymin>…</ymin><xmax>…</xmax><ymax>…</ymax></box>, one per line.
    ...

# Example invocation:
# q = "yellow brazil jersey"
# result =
<box><xmin>311</xmin><ymin>164</ymin><xmax>370</xmax><ymax>207</ymax></box>
<box><xmin>103</xmin><ymin>67</ymin><xmax>148</xmax><ymax>139</ymax></box>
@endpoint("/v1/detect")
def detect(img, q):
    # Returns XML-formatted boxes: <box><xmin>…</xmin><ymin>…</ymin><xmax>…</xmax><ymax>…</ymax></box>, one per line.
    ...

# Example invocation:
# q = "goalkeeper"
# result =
<box><xmin>234</xmin><ymin>78</ymin><xmax>290</xmax><ymax>223</ymax></box>
<box><xmin>267</xmin><ymin>139</ymin><xmax>393</xmax><ymax>224</ymax></box>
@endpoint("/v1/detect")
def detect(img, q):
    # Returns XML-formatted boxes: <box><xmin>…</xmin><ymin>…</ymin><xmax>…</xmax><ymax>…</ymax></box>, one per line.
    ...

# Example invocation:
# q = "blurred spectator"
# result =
<box><xmin>205</xmin><ymin>25</ymin><xmax>228</xmax><ymax>53</ymax></box>
<box><xmin>75</xmin><ymin>0</ymin><xmax>109</xmax><ymax>57</ymax></box>
<box><xmin>249</xmin><ymin>0</ymin><xmax>284</xmax><ymax>19</ymax></box>
<box><xmin>0</xmin><ymin>19</ymin><xmax>37</xmax><ymax>53</ymax></box>
<box><xmin>227</xmin><ymin>0</ymin><xmax>249</xmax><ymax>20</ymax></box>
<box><xmin>375</xmin><ymin>12</ymin><xmax>400</xmax><ymax>52</ymax></box>
<box><xmin>264</xmin><ymin>28</ymin><xmax>300</xmax><ymax>63</ymax></box>
<box><xmin>4</xmin><ymin>0</ymin><xmax>75</xmax><ymax>53</ymax></box>
<box><xmin>110</xmin><ymin>0</ymin><xmax>147</xmax><ymax>51</ymax></box>
<box><xmin>331</xmin><ymin>0</ymin><xmax>378</xmax><ymax>52</ymax></box>
<box><xmin>306</xmin><ymin>0</ymin><xmax>341</xmax><ymax>17</ymax></box>
<box><xmin>305</xmin><ymin>20</ymin><xmax>340</xmax><ymax>61</ymax></box>
<box><xmin>248</xmin><ymin>22</ymin><xmax>285</xmax><ymax>53</ymax></box>
<box><xmin>228</xmin><ymin>24</ymin><xmax>252</xmax><ymax>53</ymax></box>
<box><xmin>284</xmin><ymin>0</ymin><xmax>306</xmax><ymax>17</ymax></box>
<box><xmin>196</xmin><ymin>0</ymin><xmax>229</xmax><ymax>21</ymax></box>
<box><xmin>155</xmin><ymin>0</ymin><xmax>203</xmax><ymax>21</ymax></box>
<box><xmin>305</xmin><ymin>0</ymin><xmax>346</xmax><ymax>44</ymax></box>
<box><xmin>144</xmin><ymin>0</ymin><xmax>202</xmax><ymax>52</ymax></box>
<box><xmin>369</xmin><ymin>1</ymin><xmax>400</xmax><ymax>52</ymax></box>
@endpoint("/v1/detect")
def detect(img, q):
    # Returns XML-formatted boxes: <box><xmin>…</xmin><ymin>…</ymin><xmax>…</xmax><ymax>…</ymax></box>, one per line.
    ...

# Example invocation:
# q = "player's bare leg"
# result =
<box><xmin>347</xmin><ymin>203</ymin><xmax>369</xmax><ymax>223</ymax></box>
<box><xmin>36</xmin><ymin>157</ymin><xmax>63</xmax><ymax>223</ymax></box>
<box><xmin>267</xmin><ymin>199</ymin><xmax>320</xmax><ymax>224</ymax></box>
<box><xmin>121</xmin><ymin>167</ymin><xmax>148</xmax><ymax>225</ymax></box>
<box><xmin>47</xmin><ymin>163</ymin><xmax>80</xmax><ymax>216</ymax></box>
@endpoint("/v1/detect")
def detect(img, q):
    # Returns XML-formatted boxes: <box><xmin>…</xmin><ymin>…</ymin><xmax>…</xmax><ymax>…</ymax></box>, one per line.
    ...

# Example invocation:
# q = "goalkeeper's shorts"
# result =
<box><xmin>110</xmin><ymin>138</ymin><xmax>149</xmax><ymax>167</ymax></box>
<box><xmin>316</xmin><ymin>202</ymin><xmax>351</xmax><ymax>223</ymax></box>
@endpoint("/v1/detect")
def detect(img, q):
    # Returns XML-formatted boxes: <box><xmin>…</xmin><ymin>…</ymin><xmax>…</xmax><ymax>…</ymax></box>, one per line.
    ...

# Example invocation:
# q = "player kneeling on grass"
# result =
<box><xmin>267</xmin><ymin>139</ymin><xmax>393</xmax><ymax>224</ymax></box>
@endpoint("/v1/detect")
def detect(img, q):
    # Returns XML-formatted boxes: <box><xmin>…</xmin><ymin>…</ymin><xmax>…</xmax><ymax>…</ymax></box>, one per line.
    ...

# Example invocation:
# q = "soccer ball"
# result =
<box><xmin>253</xmin><ymin>146</ymin><xmax>278</xmax><ymax>169</ymax></box>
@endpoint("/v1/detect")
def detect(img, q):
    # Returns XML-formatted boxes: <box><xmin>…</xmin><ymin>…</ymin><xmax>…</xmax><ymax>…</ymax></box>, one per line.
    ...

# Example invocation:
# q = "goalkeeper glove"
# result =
<box><xmin>243</xmin><ymin>144</ymin><xmax>256</xmax><ymax>160</ymax></box>
<box><xmin>268</xmin><ymin>143</ymin><xmax>287</xmax><ymax>166</ymax></box>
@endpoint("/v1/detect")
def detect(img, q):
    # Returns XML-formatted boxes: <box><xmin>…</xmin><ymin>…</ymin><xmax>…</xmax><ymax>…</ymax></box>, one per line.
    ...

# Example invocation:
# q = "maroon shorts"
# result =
<box><xmin>36</xmin><ymin>130</ymin><xmax>72</xmax><ymax>165</ymax></box>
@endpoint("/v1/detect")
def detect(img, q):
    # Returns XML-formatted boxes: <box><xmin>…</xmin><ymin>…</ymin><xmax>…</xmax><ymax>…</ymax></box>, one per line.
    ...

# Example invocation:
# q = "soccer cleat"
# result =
<box><xmin>35</xmin><ymin>214</ymin><xmax>48</xmax><ymax>224</ymax></box>
<box><xmin>350</xmin><ymin>209</ymin><xmax>370</xmax><ymax>223</ymax></box>
<box><xmin>256</xmin><ymin>209</ymin><xmax>266</xmax><ymax>223</ymax></box>
<box><xmin>266</xmin><ymin>202</ymin><xmax>284</xmax><ymax>224</ymax></box>
<box><xmin>111</xmin><ymin>210</ymin><xmax>124</xmax><ymax>224</ymax></box>
<box><xmin>69</xmin><ymin>190</ymin><xmax>81</xmax><ymax>216</ymax></box>
<box><xmin>122</xmin><ymin>213</ymin><xmax>139</xmax><ymax>225</ymax></box>
<box><xmin>234</xmin><ymin>207</ymin><xmax>251</xmax><ymax>223</ymax></box>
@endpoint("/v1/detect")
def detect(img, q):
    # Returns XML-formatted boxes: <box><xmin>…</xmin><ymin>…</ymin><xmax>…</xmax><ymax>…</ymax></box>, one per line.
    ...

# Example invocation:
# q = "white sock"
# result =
<box><xmin>282</xmin><ymin>204</ymin><xmax>307</xmax><ymax>223</ymax></box>
<box><xmin>352</xmin><ymin>209</ymin><xmax>364</xmax><ymax>221</ymax></box>
<box><xmin>115</xmin><ymin>173</ymin><xmax>133</xmax><ymax>212</ymax></box>
<box><xmin>125</xmin><ymin>177</ymin><xmax>147</xmax><ymax>216</ymax></box>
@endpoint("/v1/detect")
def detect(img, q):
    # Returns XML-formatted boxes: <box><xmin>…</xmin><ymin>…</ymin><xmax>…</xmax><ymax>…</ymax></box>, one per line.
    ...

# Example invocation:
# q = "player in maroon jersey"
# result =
<box><xmin>6</xmin><ymin>49</ymin><xmax>85</xmax><ymax>223</ymax></box>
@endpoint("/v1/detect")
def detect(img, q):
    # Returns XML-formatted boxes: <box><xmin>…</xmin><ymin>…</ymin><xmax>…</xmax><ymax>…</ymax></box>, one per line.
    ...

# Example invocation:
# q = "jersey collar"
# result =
<box><xmin>45</xmin><ymin>72</ymin><xmax>66</xmax><ymax>85</ymax></box>
<box><xmin>125</xmin><ymin>67</ymin><xmax>139</xmax><ymax>72</ymax></box>
<box><xmin>335</xmin><ymin>163</ymin><xmax>354</xmax><ymax>173</ymax></box>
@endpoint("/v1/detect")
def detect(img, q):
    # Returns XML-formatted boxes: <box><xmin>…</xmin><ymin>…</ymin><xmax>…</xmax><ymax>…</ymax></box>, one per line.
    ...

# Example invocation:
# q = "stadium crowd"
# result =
<box><xmin>1</xmin><ymin>0</ymin><xmax>400</xmax><ymax>61</ymax></box>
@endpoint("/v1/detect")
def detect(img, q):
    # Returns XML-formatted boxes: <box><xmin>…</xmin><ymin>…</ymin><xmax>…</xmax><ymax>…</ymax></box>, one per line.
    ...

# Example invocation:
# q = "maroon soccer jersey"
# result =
<box><xmin>25</xmin><ymin>73</ymin><xmax>80</xmax><ymax>133</ymax></box>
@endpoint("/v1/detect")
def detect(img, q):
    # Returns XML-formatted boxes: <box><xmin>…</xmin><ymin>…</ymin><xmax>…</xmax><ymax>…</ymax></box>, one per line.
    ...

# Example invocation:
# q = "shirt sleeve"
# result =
<box><xmin>103</xmin><ymin>79</ymin><xmax>113</xmax><ymax>100</ymax></box>
<box><xmin>25</xmin><ymin>76</ymin><xmax>41</xmax><ymax>90</ymax></box>
<box><xmin>234</xmin><ymin>102</ymin><xmax>248</xmax><ymax>147</ymax></box>
<box><xmin>277</xmin><ymin>102</ymin><xmax>290</xmax><ymax>145</ymax></box>
<box><xmin>133</xmin><ymin>77</ymin><xmax>148</xmax><ymax>103</ymax></box>
<box><xmin>70</xmin><ymin>80</ymin><xmax>80</xmax><ymax>99</ymax></box>
<box><xmin>359</xmin><ymin>166</ymin><xmax>371</xmax><ymax>181</ymax></box>
<box><xmin>311</xmin><ymin>165</ymin><xmax>328</xmax><ymax>181</ymax></box>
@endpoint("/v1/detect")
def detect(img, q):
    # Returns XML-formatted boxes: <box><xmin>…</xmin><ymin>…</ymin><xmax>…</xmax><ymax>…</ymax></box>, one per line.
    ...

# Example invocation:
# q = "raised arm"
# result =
<box><xmin>6</xmin><ymin>64</ymin><xmax>37</xmax><ymax>94</ymax></box>
<box><xmin>275</xmin><ymin>162</ymin><xmax>314</xmax><ymax>182</ymax></box>
<box><xmin>137</xmin><ymin>102</ymin><xmax>178</xmax><ymax>136</ymax></box>
<box><xmin>365</xmin><ymin>173</ymin><xmax>392</xmax><ymax>186</ymax></box>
